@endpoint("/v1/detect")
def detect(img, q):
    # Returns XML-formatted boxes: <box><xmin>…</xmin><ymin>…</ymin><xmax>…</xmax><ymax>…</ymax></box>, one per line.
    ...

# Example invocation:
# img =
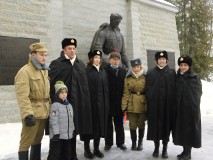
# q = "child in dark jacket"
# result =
<box><xmin>47</xmin><ymin>81</ymin><xmax>75</xmax><ymax>160</ymax></box>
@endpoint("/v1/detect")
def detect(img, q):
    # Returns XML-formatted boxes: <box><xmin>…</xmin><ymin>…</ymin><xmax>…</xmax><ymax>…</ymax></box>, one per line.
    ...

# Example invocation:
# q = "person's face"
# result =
<box><xmin>63</xmin><ymin>45</ymin><xmax>76</xmax><ymax>59</ymax></box>
<box><xmin>93</xmin><ymin>55</ymin><xmax>101</xmax><ymax>66</ymax></box>
<box><xmin>59</xmin><ymin>90</ymin><xmax>67</xmax><ymax>101</ymax></box>
<box><xmin>110</xmin><ymin>18</ymin><xmax>121</xmax><ymax>28</ymax></box>
<box><xmin>32</xmin><ymin>51</ymin><xmax>47</xmax><ymax>64</ymax></box>
<box><xmin>157</xmin><ymin>58</ymin><xmax>167</xmax><ymax>67</ymax></box>
<box><xmin>179</xmin><ymin>63</ymin><xmax>189</xmax><ymax>73</ymax></box>
<box><xmin>109</xmin><ymin>57</ymin><xmax>120</xmax><ymax>67</ymax></box>
<box><xmin>132</xmin><ymin>65</ymin><xmax>142</xmax><ymax>74</ymax></box>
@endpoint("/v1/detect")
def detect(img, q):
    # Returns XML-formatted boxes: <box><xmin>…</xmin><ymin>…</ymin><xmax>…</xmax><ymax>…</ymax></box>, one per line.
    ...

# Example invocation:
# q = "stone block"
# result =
<box><xmin>0</xmin><ymin>2</ymin><xmax>18</xmax><ymax>10</ymax></box>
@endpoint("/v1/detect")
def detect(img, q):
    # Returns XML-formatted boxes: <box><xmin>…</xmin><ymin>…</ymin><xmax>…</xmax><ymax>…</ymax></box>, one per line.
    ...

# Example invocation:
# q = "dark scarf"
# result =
<box><xmin>54</xmin><ymin>94</ymin><xmax>69</xmax><ymax>105</ymax></box>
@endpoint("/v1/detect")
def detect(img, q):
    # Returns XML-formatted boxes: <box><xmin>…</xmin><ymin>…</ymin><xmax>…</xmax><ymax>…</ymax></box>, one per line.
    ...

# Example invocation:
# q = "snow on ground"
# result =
<box><xmin>1</xmin><ymin>80</ymin><xmax>213</xmax><ymax>160</ymax></box>
<box><xmin>200</xmin><ymin>80</ymin><xmax>213</xmax><ymax>115</ymax></box>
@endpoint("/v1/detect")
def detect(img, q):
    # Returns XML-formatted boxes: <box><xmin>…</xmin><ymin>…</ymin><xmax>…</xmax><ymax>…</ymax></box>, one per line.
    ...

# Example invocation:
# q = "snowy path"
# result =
<box><xmin>1</xmin><ymin>115</ymin><xmax>213</xmax><ymax>160</ymax></box>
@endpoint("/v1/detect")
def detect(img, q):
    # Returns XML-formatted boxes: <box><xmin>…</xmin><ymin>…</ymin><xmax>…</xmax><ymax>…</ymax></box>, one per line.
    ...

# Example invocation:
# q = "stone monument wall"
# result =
<box><xmin>127</xmin><ymin>0</ymin><xmax>179</xmax><ymax>69</ymax></box>
<box><xmin>0</xmin><ymin>0</ymin><xmax>179</xmax><ymax>123</ymax></box>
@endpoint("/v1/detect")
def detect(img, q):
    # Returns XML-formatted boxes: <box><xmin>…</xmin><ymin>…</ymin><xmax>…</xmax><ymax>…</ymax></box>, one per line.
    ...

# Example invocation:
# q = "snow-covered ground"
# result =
<box><xmin>1</xmin><ymin>80</ymin><xmax>213</xmax><ymax>160</ymax></box>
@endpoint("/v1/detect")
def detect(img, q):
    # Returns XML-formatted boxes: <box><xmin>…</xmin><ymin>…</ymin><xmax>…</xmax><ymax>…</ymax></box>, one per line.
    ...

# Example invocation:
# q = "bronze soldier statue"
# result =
<box><xmin>90</xmin><ymin>13</ymin><xmax>129</xmax><ymax>68</ymax></box>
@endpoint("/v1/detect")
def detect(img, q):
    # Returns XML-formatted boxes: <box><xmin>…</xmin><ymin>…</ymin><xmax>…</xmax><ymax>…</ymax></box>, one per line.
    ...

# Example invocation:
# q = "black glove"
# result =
<box><xmin>24</xmin><ymin>115</ymin><xmax>35</xmax><ymax>126</ymax></box>
<box><xmin>51</xmin><ymin>134</ymin><xmax>60</xmax><ymax>141</ymax></box>
<box><xmin>45</xmin><ymin>117</ymin><xmax>49</xmax><ymax>135</ymax></box>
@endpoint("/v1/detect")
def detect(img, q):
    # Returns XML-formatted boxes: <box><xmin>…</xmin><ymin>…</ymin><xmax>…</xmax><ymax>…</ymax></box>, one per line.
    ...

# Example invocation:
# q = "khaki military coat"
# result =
<box><xmin>121</xmin><ymin>71</ymin><xmax>146</xmax><ymax>113</ymax></box>
<box><xmin>15</xmin><ymin>58</ymin><xmax>50</xmax><ymax>119</ymax></box>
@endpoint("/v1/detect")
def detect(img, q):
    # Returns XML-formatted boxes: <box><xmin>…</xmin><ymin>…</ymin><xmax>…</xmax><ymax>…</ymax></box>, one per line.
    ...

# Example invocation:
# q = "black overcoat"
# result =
<box><xmin>86</xmin><ymin>65</ymin><xmax>109</xmax><ymax>138</ymax></box>
<box><xmin>173</xmin><ymin>70</ymin><xmax>202</xmax><ymax>148</ymax></box>
<box><xmin>146</xmin><ymin>65</ymin><xmax>176</xmax><ymax>141</ymax></box>
<box><xmin>49</xmin><ymin>52</ymin><xmax>92</xmax><ymax>135</ymax></box>
<box><xmin>105</xmin><ymin>64</ymin><xmax>126</xmax><ymax>116</ymax></box>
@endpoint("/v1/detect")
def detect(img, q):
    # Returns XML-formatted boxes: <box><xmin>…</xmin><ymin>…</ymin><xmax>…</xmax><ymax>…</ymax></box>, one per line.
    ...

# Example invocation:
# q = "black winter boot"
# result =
<box><xmin>93</xmin><ymin>138</ymin><xmax>104</xmax><ymax>158</ymax></box>
<box><xmin>30</xmin><ymin>143</ymin><xmax>41</xmax><ymax>160</ymax></box>
<box><xmin>152</xmin><ymin>141</ymin><xmax>159</xmax><ymax>157</ymax></box>
<box><xmin>137</xmin><ymin>129</ymin><xmax>144</xmax><ymax>150</ymax></box>
<box><xmin>162</xmin><ymin>141</ymin><xmax>168</xmax><ymax>159</ymax></box>
<box><xmin>177</xmin><ymin>146</ymin><xmax>185</xmax><ymax>159</ymax></box>
<box><xmin>130</xmin><ymin>130</ymin><xmax>137</xmax><ymax>150</ymax></box>
<box><xmin>18</xmin><ymin>151</ymin><xmax>28</xmax><ymax>160</ymax></box>
<box><xmin>180</xmin><ymin>146</ymin><xmax>191</xmax><ymax>160</ymax></box>
<box><xmin>84</xmin><ymin>140</ymin><xmax>95</xmax><ymax>159</ymax></box>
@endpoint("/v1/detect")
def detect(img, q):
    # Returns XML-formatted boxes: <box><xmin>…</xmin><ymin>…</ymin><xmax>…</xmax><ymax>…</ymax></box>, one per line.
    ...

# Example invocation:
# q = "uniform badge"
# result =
<box><xmin>135</xmin><ymin>61</ymin><xmax>138</xmax><ymax>65</ymax></box>
<box><xmin>180</xmin><ymin>57</ymin><xmax>184</xmax><ymax>61</ymax></box>
<box><xmin>71</xmin><ymin>39</ymin><xmax>74</xmax><ymax>43</ymax></box>
<box><xmin>51</xmin><ymin>111</ymin><xmax>56</xmax><ymax>116</ymax></box>
<box><xmin>160</xmin><ymin>52</ymin><xmax>164</xmax><ymax>56</ymax></box>
<box><xmin>97</xmin><ymin>51</ymin><xmax>100</xmax><ymax>54</ymax></box>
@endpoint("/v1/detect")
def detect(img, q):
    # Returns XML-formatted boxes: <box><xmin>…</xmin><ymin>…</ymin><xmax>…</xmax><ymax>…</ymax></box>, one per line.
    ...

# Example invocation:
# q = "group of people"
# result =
<box><xmin>14</xmin><ymin>38</ymin><xmax>202</xmax><ymax>160</ymax></box>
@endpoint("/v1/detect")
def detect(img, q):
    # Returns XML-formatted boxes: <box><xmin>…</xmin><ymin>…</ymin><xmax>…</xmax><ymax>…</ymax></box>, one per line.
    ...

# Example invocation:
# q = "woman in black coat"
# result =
<box><xmin>146</xmin><ymin>51</ymin><xmax>176</xmax><ymax>158</ymax></box>
<box><xmin>173</xmin><ymin>55</ymin><xmax>202</xmax><ymax>160</ymax></box>
<box><xmin>83</xmin><ymin>50</ymin><xmax>109</xmax><ymax>159</ymax></box>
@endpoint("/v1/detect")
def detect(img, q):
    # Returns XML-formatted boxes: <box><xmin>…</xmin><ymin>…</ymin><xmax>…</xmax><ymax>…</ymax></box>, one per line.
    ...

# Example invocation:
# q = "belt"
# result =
<box><xmin>31</xmin><ymin>98</ymin><xmax>49</xmax><ymax>103</ymax></box>
<box><xmin>131</xmin><ymin>91</ymin><xmax>145</xmax><ymax>96</ymax></box>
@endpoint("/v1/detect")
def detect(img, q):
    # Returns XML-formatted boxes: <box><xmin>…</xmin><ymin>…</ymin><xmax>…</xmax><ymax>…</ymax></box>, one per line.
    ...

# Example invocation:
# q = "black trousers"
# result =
<box><xmin>48</xmin><ymin>139</ymin><xmax>72</xmax><ymax>160</ymax></box>
<box><xmin>105</xmin><ymin>115</ymin><xmax>125</xmax><ymax>146</ymax></box>
<box><xmin>70</xmin><ymin>135</ymin><xmax>77</xmax><ymax>160</ymax></box>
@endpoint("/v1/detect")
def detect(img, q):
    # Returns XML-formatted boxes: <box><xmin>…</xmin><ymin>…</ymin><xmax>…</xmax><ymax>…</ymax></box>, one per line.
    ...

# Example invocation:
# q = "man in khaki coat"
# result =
<box><xmin>15</xmin><ymin>42</ymin><xmax>50</xmax><ymax>160</ymax></box>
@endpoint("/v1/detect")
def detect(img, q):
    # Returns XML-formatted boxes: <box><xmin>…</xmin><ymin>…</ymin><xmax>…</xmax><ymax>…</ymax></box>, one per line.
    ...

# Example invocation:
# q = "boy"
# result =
<box><xmin>48</xmin><ymin>81</ymin><xmax>75</xmax><ymax>160</ymax></box>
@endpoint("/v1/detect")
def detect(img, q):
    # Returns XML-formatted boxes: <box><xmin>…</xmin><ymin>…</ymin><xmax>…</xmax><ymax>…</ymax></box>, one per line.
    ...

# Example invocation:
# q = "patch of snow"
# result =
<box><xmin>154</xmin><ymin>0</ymin><xmax>176</xmax><ymax>7</ymax></box>
<box><xmin>201</xmin><ymin>80</ymin><xmax>213</xmax><ymax>115</ymax></box>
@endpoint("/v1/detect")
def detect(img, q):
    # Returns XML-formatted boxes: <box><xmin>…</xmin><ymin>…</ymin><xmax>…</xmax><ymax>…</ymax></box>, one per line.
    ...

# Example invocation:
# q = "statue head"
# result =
<box><xmin>110</xmin><ymin>13</ymin><xmax>122</xmax><ymax>29</ymax></box>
